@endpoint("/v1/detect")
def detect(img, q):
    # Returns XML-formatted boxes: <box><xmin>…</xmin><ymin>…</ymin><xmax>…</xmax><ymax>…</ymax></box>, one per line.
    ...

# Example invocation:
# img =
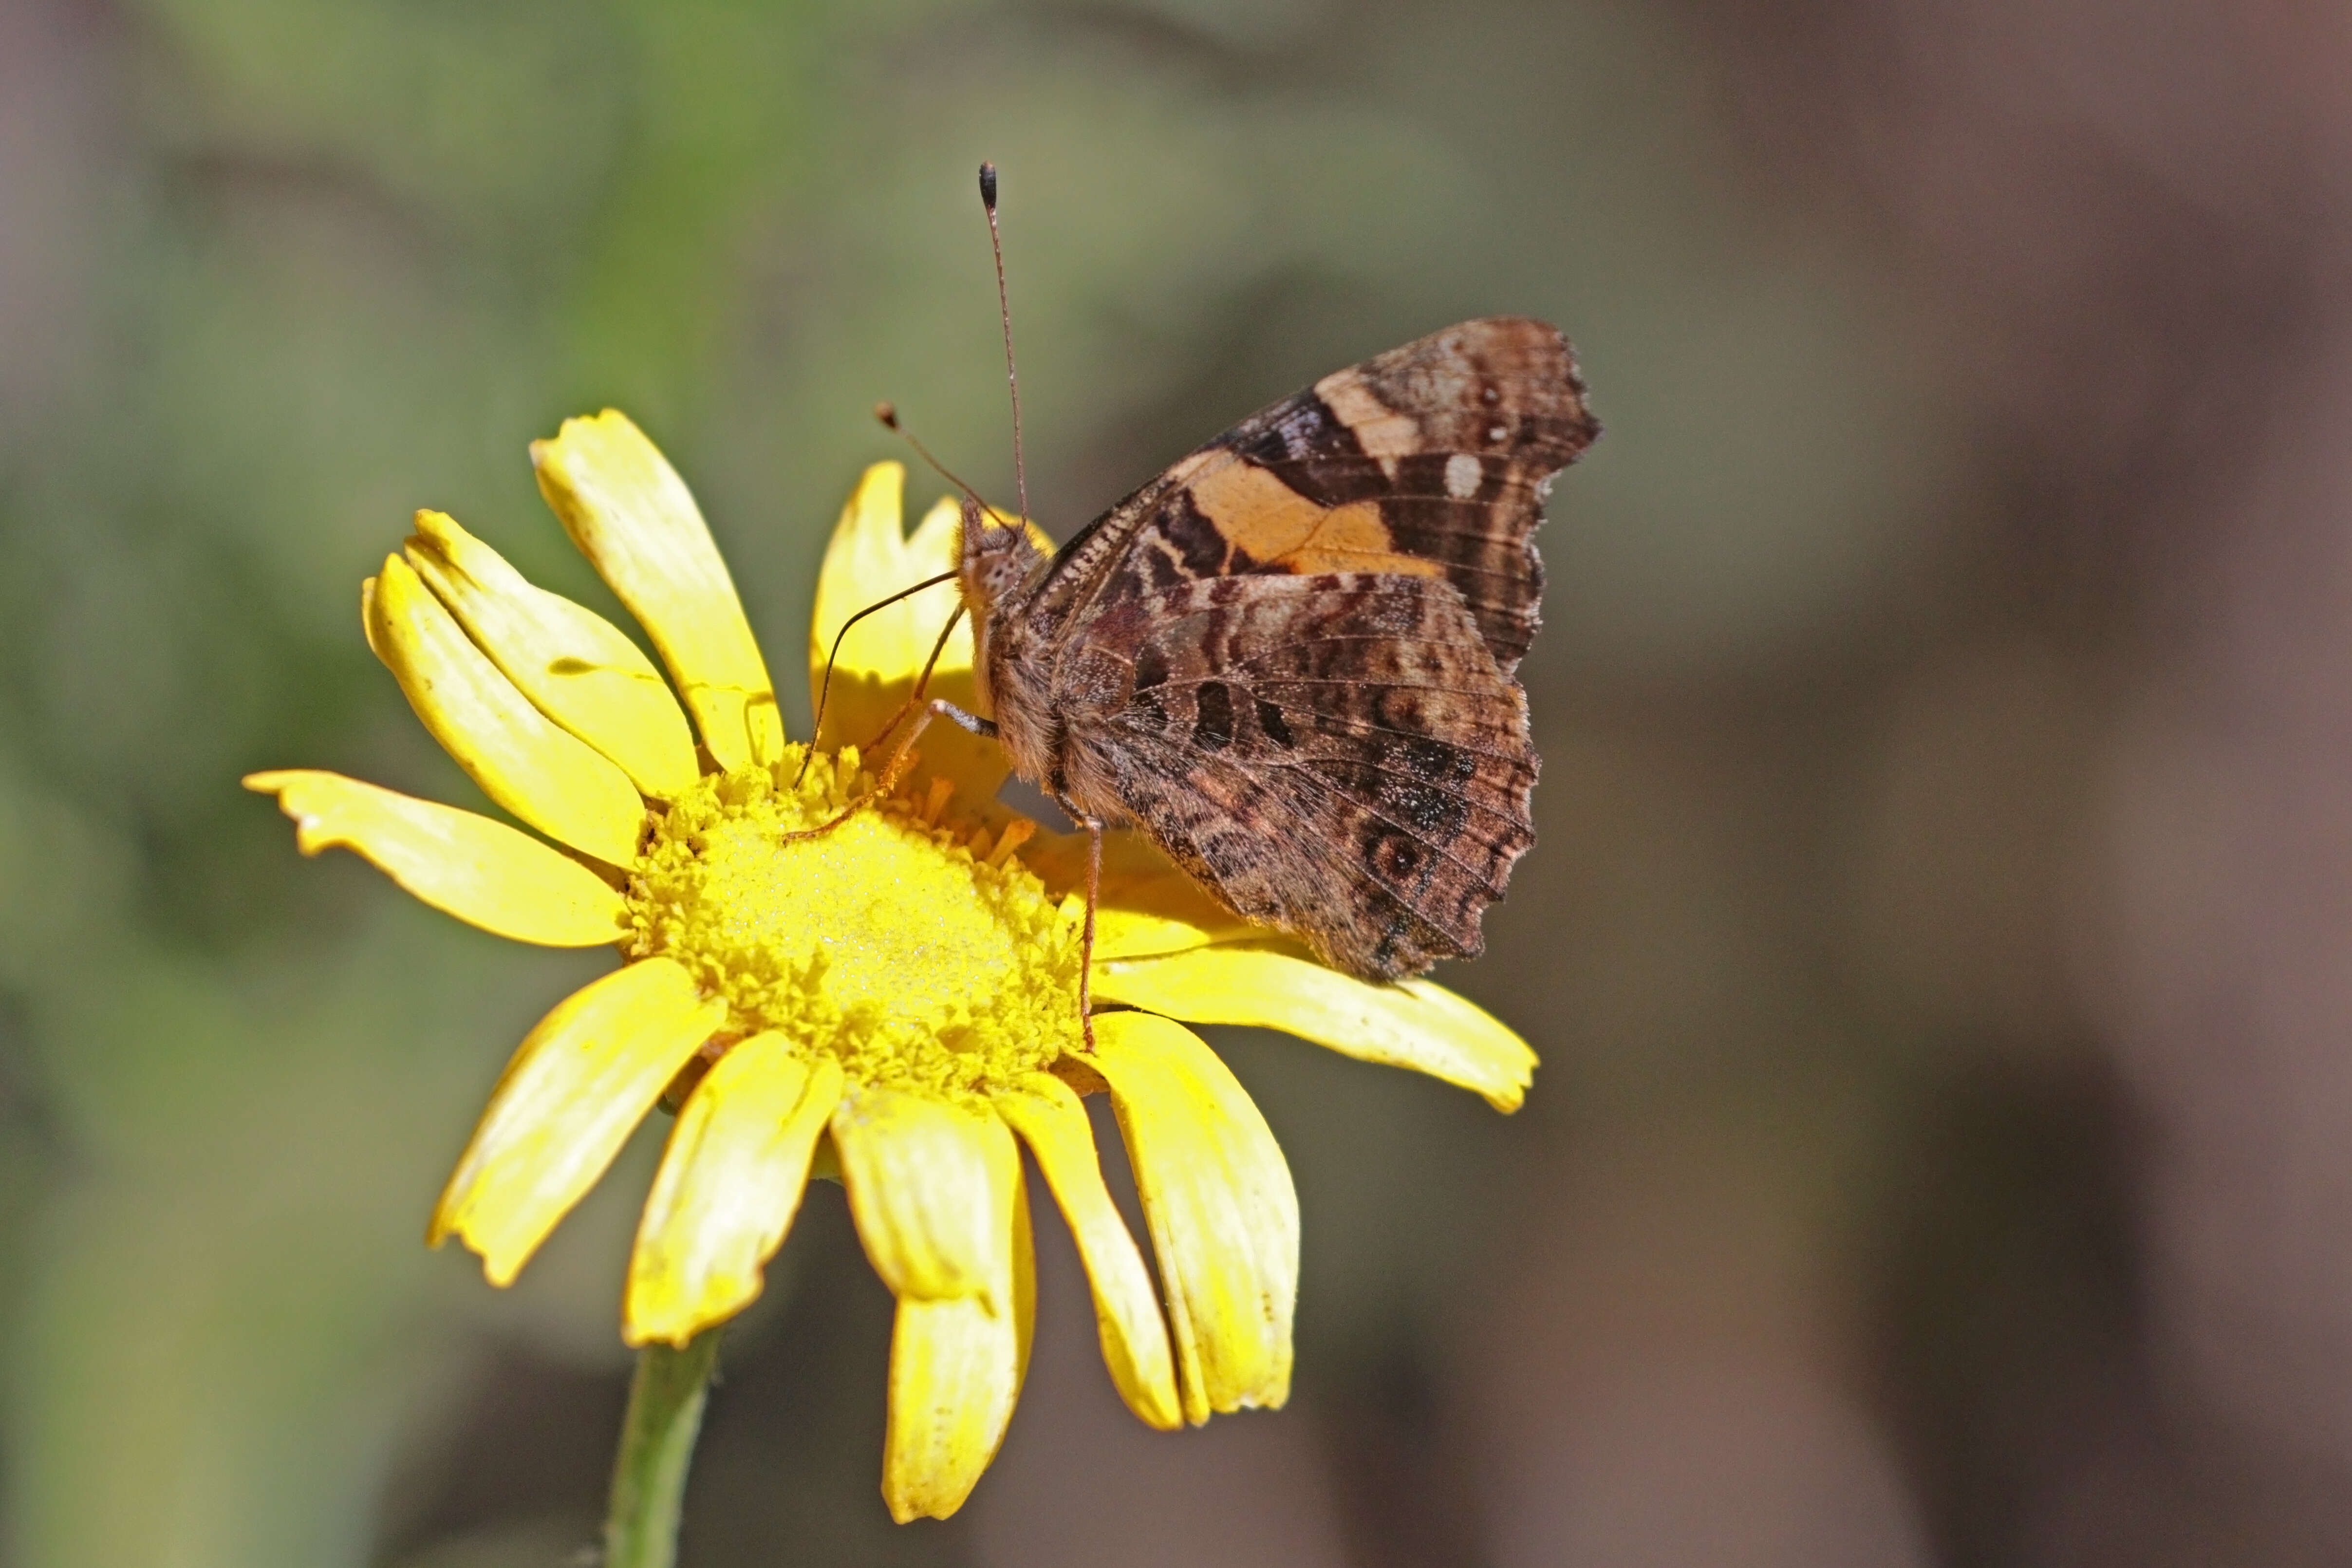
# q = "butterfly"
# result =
<box><xmin>927</xmin><ymin>317</ymin><xmax>1598</xmax><ymax>985</ymax></box>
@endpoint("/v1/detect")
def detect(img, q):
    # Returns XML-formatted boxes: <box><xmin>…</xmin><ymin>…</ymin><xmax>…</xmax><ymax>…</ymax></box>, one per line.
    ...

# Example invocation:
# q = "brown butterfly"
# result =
<box><xmin>922</xmin><ymin>317</ymin><xmax>1598</xmax><ymax>989</ymax></box>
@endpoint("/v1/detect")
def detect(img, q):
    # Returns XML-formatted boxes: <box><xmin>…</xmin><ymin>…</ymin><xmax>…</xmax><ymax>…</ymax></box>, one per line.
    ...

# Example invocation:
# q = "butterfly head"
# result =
<box><xmin>956</xmin><ymin>495</ymin><xmax>1046</xmax><ymax>617</ymax></box>
<box><xmin>956</xmin><ymin>495</ymin><xmax>1048</xmax><ymax>712</ymax></box>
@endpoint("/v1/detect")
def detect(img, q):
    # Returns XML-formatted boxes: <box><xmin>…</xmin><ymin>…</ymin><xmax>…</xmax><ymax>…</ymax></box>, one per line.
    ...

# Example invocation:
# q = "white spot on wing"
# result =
<box><xmin>1444</xmin><ymin>452</ymin><xmax>1482</xmax><ymax>499</ymax></box>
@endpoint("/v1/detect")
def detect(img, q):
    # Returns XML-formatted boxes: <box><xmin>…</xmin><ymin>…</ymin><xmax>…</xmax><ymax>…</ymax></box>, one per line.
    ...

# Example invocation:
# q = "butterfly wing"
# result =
<box><xmin>989</xmin><ymin>317</ymin><xmax>1591</xmax><ymax>978</ymax></box>
<box><xmin>1024</xmin><ymin>317</ymin><xmax>1597</xmax><ymax>674</ymax></box>
<box><xmin>1055</xmin><ymin>572</ymin><xmax>1536</xmax><ymax>979</ymax></box>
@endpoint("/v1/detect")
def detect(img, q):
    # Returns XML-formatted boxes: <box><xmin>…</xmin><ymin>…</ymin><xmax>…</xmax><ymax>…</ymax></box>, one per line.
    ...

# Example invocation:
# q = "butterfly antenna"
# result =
<box><xmin>978</xmin><ymin>161</ymin><xmax>1029</xmax><ymax>528</ymax></box>
<box><xmin>797</xmin><ymin>399</ymin><xmax>1002</xmax><ymax>789</ymax></box>
<box><xmin>874</xmin><ymin>402</ymin><xmax>992</xmax><ymax>516</ymax></box>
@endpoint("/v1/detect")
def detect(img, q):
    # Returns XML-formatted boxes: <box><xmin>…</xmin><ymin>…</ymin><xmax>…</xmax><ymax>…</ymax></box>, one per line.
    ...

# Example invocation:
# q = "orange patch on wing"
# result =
<box><xmin>1312</xmin><ymin>368</ymin><xmax>1420</xmax><ymax>462</ymax></box>
<box><xmin>1186</xmin><ymin>461</ymin><xmax>1443</xmax><ymax>579</ymax></box>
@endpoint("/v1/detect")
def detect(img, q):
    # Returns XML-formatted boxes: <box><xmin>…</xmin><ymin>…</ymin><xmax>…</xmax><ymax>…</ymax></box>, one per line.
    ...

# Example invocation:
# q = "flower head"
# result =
<box><xmin>248</xmin><ymin>411</ymin><xmax>1535</xmax><ymax>1521</ymax></box>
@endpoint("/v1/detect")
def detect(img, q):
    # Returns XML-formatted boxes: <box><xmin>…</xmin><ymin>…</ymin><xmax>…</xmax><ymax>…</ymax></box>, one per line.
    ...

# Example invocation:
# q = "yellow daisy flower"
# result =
<box><xmin>246</xmin><ymin>411</ymin><xmax>1536</xmax><ymax>1522</ymax></box>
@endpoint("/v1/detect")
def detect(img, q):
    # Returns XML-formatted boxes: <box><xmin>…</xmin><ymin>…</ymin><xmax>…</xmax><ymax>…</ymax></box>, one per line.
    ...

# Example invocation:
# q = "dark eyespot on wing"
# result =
<box><xmin>1367</xmin><ymin>823</ymin><xmax>1425</xmax><ymax>883</ymax></box>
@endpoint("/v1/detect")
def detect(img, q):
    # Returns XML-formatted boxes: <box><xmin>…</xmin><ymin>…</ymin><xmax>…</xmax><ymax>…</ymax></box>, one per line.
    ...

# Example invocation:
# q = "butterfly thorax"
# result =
<box><xmin>956</xmin><ymin>501</ymin><xmax>1070</xmax><ymax>805</ymax></box>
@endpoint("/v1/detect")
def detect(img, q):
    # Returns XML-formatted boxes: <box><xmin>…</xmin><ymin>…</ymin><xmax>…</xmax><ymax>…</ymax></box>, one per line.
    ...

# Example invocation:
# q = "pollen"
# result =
<box><xmin>624</xmin><ymin>746</ymin><xmax>1082</xmax><ymax>1101</ymax></box>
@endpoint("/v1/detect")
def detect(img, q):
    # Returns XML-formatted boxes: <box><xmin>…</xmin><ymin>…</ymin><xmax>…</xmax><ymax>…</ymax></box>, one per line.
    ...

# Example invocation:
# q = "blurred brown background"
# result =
<box><xmin>4</xmin><ymin>0</ymin><xmax>2351</xmax><ymax>1563</ymax></box>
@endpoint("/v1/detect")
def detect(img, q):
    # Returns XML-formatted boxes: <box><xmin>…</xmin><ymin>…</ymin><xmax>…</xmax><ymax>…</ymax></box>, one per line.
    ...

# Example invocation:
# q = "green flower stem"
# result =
<box><xmin>603</xmin><ymin>1330</ymin><xmax>723</xmax><ymax>1568</ymax></box>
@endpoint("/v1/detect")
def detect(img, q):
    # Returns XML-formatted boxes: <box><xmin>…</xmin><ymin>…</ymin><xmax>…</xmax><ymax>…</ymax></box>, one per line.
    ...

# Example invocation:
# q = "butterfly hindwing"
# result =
<box><xmin>1056</xmin><ymin>573</ymin><xmax>1536</xmax><ymax>978</ymax></box>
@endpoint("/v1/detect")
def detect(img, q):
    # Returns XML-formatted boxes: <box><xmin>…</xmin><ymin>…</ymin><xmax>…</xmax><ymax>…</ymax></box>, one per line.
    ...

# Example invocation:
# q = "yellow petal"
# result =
<box><xmin>992</xmin><ymin>1072</ymin><xmax>1181</xmax><ymax>1430</ymax></box>
<box><xmin>808</xmin><ymin>472</ymin><xmax>1003</xmax><ymax>803</ymax></box>
<box><xmin>832</xmin><ymin>1085</ymin><xmax>1006</xmax><ymax>1307</ymax></box>
<box><xmin>531</xmin><ymin>410</ymin><xmax>786</xmax><ymax>771</ymax></box>
<box><xmin>360</xmin><ymin>575</ymin><xmax>385</xmax><ymax>660</ymax></box>
<box><xmin>810</xmin><ymin>464</ymin><xmax>968</xmax><ymax>691</ymax></box>
<box><xmin>1087</xmin><ymin>863</ymin><xmax>1260</xmax><ymax>961</ymax></box>
<box><xmin>1095</xmin><ymin>944</ymin><xmax>1537</xmax><ymax>1112</ymax></box>
<box><xmin>367</xmin><ymin>554</ymin><xmax>646</xmax><ymax>866</ymax></box>
<box><xmin>243</xmin><ymin>769</ymin><xmax>626</xmax><ymax>946</ymax></box>
<box><xmin>881</xmin><ymin>1110</ymin><xmax>1031</xmax><ymax>1523</ymax></box>
<box><xmin>1086</xmin><ymin>1012</ymin><xmax>1297</xmax><ymax>1425</ymax></box>
<box><xmin>430</xmin><ymin>958</ymin><xmax>725</xmax><ymax>1286</ymax></box>
<box><xmin>1015</xmin><ymin>829</ymin><xmax>1256</xmax><ymax>960</ymax></box>
<box><xmin>403</xmin><ymin>509</ymin><xmax>701</xmax><ymax>801</ymax></box>
<box><xmin>624</xmin><ymin>1040</ymin><xmax>843</xmax><ymax>1347</ymax></box>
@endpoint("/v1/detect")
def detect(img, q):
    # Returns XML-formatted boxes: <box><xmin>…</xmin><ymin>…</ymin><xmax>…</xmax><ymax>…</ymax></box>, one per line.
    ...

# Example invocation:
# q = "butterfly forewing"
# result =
<box><xmin>1027</xmin><ymin>318</ymin><xmax>1595</xmax><ymax>672</ymax></box>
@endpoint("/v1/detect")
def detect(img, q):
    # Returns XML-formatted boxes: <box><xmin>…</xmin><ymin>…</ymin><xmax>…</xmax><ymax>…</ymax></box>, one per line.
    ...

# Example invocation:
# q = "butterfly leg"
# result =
<box><xmin>927</xmin><ymin>699</ymin><xmax>999</xmax><ymax>740</ymax></box>
<box><xmin>1078</xmin><ymin>812</ymin><xmax>1102</xmax><ymax>1052</ymax></box>
<box><xmin>792</xmin><ymin>569</ymin><xmax>959</xmax><ymax>787</ymax></box>
<box><xmin>778</xmin><ymin>699</ymin><xmax>996</xmax><ymax>843</ymax></box>
<box><xmin>856</xmin><ymin>606</ymin><xmax>969</xmax><ymax>758</ymax></box>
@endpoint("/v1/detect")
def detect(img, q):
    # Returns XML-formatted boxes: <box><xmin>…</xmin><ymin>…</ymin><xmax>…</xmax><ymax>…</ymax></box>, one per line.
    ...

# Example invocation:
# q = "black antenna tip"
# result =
<box><xmin>874</xmin><ymin>401</ymin><xmax>899</xmax><ymax>430</ymax></box>
<box><xmin>978</xmin><ymin>162</ymin><xmax>998</xmax><ymax>211</ymax></box>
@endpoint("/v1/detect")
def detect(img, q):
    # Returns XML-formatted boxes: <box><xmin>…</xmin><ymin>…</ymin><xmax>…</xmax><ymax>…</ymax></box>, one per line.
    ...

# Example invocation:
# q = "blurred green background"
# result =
<box><xmin>8</xmin><ymin>0</ymin><xmax>2352</xmax><ymax>1564</ymax></box>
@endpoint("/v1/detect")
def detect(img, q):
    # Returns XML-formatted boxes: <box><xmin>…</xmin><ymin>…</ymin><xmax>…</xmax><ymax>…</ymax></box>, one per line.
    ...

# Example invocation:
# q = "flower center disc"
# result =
<box><xmin>625</xmin><ymin>752</ymin><xmax>1079</xmax><ymax>1099</ymax></box>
